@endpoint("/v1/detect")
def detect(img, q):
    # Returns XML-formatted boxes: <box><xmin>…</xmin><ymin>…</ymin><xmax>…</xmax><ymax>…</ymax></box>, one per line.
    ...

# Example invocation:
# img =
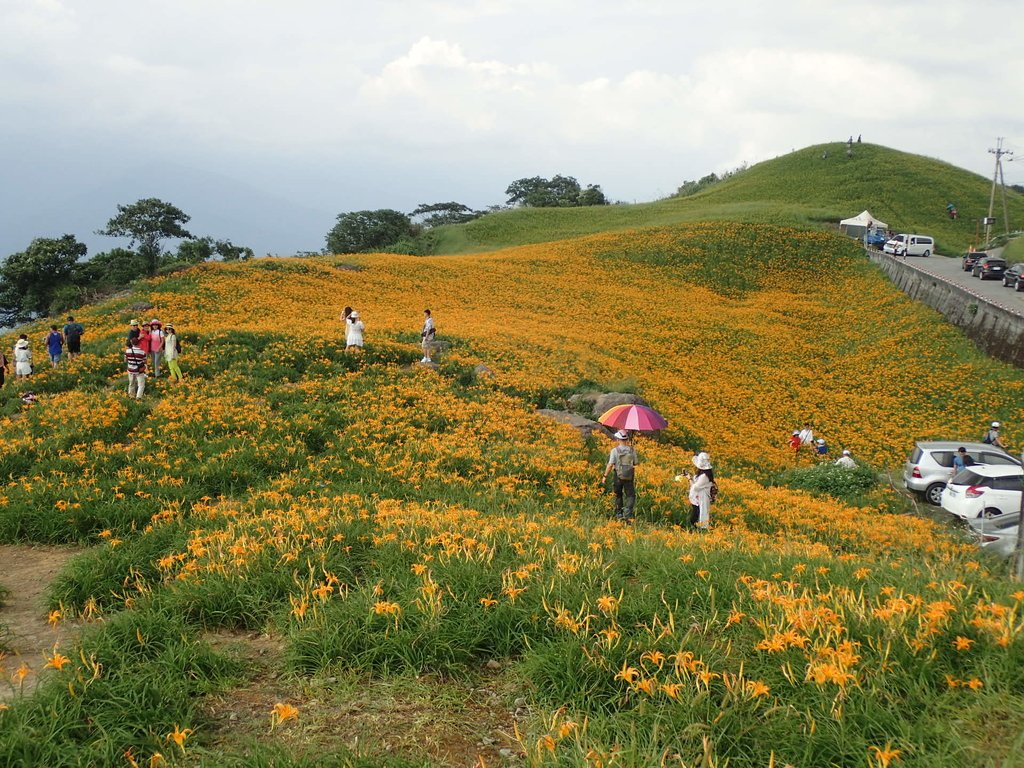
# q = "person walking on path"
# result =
<box><xmin>125</xmin><ymin>332</ymin><xmax>147</xmax><ymax>400</ymax></box>
<box><xmin>346</xmin><ymin>310</ymin><xmax>365</xmax><ymax>351</ymax></box>
<box><xmin>983</xmin><ymin>421</ymin><xmax>1007</xmax><ymax>450</ymax></box>
<box><xmin>683</xmin><ymin>452</ymin><xmax>715</xmax><ymax>529</ymax></box>
<box><xmin>603</xmin><ymin>430</ymin><xmax>639</xmax><ymax>522</ymax></box>
<box><xmin>420</xmin><ymin>309</ymin><xmax>436</xmax><ymax>363</ymax></box>
<box><xmin>147</xmin><ymin>320</ymin><xmax>165</xmax><ymax>378</ymax></box>
<box><xmin>13</xmin><ymin>336</ymin><xmax>32</xmax><ymax>380</ymax></box>
<box><xmin>835</xmin><ymin>449</ymin><xmax>857</xmax><ymax>469</ymax></box>
<box><xmin>44</xmin><ymin>325</ymin><xmax>64</xmax><ymax>368</ymax></box>
<box><xmin>163</xmin><ymin>324</ymin><xmax>183</xmax><ymax>383</ymax></box>
<box><xmin>63</xmin><ymin>315</ymin><xmax>84</xmax><ymax>359</ymax></box>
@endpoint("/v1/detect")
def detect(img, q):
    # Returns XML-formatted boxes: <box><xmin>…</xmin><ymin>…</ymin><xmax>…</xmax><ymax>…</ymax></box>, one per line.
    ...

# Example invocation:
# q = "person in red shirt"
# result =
<box><xmin>788</xmin><ymin>430</ymin><xmax>801</xmax><ymax>453</ymax></box>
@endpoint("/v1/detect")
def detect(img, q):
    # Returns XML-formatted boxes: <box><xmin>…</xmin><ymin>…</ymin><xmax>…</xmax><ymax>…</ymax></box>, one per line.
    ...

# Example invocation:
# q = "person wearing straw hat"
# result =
<box><xmin>683</xmin><ymin>452</ymin><xmax>714</xmax><ymax>529</ymax></box>
<box><xmin>602</xmin><ymin>430</ymin><xmax>639</xmax><ymax>522</ymax></box>
<box><xmin>13</xmin><ymin>335</ymin><xmax>32</xmax><ymax>380</ymax></box>
<box><xmin>163</xmin><ymin>323</ymin><xmax>183</xmax><ymax>383</ymax></box>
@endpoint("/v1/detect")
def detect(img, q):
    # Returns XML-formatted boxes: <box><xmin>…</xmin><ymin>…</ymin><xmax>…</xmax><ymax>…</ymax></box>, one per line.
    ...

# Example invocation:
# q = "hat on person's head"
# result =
<box><xmin>130</xmin><ymin>319</ymin><xmax>139</xmax><ymax>326</ymax></box>
<box><xmin>613</xmin><ymin>430</ymin><xmax>629</xmax><ymax>441</ymax></box>
<box><xmin>692</xmin><ymin>452</ymin><xmax>712</xmax><ymax>470</ymax></box>
<box><xmin>816</xmin><ymin>438</ymin><xmax>825</xmax><ymax>445</ymax></box>
<box><xmin>350</xmin><ymin>310</ymin><xmax>360</xmax><ymax>319</ymax></box>
<box><xmin>842</xmin><ymin>449</ymin><xmax>851</xmax><ymax>456</ymax></box>
<box><xmin>14</xmin><ymin>339</ymin><xmax>28</xmax><ymax>348</ymax></box>
<box><xmin>792</xmin><ymin>430</ymin><xmax>799</xmax><ymax>436</ymax></box>
<box><xmin>150</xmin><ymin>319</ymin><xmax>161</xmax><ymax>326</ymax></box>
<box><xmin>992</xmin><ymin>421</ymin><xmax>1001</xmax><ymax>428</ymax></box>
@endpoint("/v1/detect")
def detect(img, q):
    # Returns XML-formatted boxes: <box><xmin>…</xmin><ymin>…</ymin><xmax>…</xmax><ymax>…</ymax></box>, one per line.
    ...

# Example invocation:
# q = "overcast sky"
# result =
<box><xmin>2</xmin><ymin>0</ymin><xmax>1022</xmax><ymax>257</ymax></box>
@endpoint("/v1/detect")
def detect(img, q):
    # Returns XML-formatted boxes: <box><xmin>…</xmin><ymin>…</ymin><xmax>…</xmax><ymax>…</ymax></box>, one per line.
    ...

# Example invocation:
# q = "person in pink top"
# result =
<box><xmin>148</xmin><ymin>319</ymin><xmax>165</xmax><ymax>377</ymax></box>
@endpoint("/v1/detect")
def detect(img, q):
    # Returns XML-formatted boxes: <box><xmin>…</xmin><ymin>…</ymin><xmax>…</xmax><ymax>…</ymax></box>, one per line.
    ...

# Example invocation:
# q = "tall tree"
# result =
<box><xmin>97</xmin><ymin>198</ymin><xmax>194</xmax><ymax>276</ymax></box>
<box><xmin>410</xmin><ymin>202</ymin><xmax>480</xmax><ymax>228</ymax></box>
<box><xmin>0</xmin><ymin>234</ymin><xmax>87</xmax><ymax>325</ymax></box>
<box><xmin>325</xmin><ymin>210</ymin><xmax>413</xmax><ymax>254</ymax></box>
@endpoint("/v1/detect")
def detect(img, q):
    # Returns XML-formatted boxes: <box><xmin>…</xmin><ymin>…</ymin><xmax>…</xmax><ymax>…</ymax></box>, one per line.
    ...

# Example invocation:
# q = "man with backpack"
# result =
<box><xmin>63</xmin><ymin>315</ymin><xmax>85</xmax><ymax>359</ymax></box>
<box><xmin>982</xmin><ymin>421</ymin><xmax>1007</xmax><ymax>450</ymax></box>
<box><xmin>602</xmin><ymin>430</ymin><xmax>639</xmax><ymax>522</ymax></box>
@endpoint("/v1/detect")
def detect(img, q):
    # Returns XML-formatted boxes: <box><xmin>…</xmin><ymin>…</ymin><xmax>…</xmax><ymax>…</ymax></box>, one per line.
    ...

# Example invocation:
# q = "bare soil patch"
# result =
<box><xmin>0</xmin><ymin>544</ymin><xmax>82</xmax><ymax>701</ymax></box>
<box><xmin>196</xmin><ymin>630</ymin><xmax>523</xmax><ymax>767</ymax></box>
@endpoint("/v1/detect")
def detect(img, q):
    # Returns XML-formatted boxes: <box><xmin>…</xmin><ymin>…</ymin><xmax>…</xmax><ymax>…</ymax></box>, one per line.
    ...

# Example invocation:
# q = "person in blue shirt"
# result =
<box><xmin>950</xmin><ymin>446</ymin><xmax>974</xmax><ymax>479</ymax></box>
<box><xmin>815</xmin><ymin>438</ymin><xmax>829</xmax><ymax>457</ymax></box>
<box><xmin>45</xmin><ymin>325</ymin><xmax>64</xmax><ymax>368</ymax></box>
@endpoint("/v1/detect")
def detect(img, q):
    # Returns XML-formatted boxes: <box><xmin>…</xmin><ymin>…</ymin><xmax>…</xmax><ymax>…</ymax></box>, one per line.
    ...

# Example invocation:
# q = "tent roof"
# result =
<box><xmin>839</xmin><ymin>210</ymin><xmax>887</xmax><ymax>229</ymax></box>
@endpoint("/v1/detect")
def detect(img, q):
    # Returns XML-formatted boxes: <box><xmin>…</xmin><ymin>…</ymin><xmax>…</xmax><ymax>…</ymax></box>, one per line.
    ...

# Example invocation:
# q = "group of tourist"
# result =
<box><xmin>124</xmin><ymin>319</ymin><xmax>183</xmax><ymax>399</ymax></box>
<box><xmin>1</xmin><ymin>316</ymin><xmax>85</xmax><ymax>386</ymax></box>
<box><xmin>339</xmin><ymin>307</ymin><xmax>438</xmax><ymax>363</ymax></box>
<box><xmin>787</xmin><ymin>422</ymin><xmax>857</xmax><ymax>467</ymax></box>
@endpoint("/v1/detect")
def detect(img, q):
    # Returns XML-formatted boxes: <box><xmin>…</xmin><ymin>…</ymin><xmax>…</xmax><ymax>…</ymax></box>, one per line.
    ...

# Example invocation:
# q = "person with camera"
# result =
<box><xmin>676</xmin><ymin>452</ymin><xmax>714</xmax><ymax>529</ymax></box>
<box><xmin>602</xmin><ymin>430</ymin><xmax>639</xmax><ymax>522</ymax></box>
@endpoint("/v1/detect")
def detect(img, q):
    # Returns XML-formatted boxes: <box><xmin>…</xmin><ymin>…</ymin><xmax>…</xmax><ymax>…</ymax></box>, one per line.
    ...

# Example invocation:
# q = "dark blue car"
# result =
<box><xmin>865</xmin><ymin>230</ymin><xmax>887</xmax><ymax>249</ymax></box>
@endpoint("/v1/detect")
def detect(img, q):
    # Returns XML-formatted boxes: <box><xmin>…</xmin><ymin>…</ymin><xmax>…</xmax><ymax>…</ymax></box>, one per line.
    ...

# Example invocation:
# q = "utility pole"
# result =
<box><xmin>985</xmin><ymin>138</ymin><xmax>1014</xmax><ymax>246</ymax></box>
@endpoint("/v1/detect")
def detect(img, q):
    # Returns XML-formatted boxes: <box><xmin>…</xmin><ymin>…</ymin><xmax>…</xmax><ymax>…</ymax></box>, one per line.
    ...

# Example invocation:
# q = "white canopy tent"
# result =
<box><xmin>839</xmin><ymin>210</ymin><xmax>887</xmax><ymax>238</ymax></box>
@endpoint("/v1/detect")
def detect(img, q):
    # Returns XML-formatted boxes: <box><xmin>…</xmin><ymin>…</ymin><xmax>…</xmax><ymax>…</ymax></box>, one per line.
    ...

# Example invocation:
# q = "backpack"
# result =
<box><xmin>614</xmin><ymin>447</ymin><xmax>637</xmax><ymax>480</ymax></box>
<box><xmin>982</xmin><ymin>431</ymin><xmax>995</xmax><ymax>445</ymax></box>
<box><xmin>709</xmin><ymin>481</ymin><xmax>719</xmax><ymax>504</ymax></box>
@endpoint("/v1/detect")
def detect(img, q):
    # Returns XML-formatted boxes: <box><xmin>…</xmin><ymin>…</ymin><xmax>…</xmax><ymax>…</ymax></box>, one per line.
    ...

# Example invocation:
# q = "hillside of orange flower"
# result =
<box><xmin>1</xmin><ymin>221</ymin><xmax>1023</xmax><ymax>767</ymax></box>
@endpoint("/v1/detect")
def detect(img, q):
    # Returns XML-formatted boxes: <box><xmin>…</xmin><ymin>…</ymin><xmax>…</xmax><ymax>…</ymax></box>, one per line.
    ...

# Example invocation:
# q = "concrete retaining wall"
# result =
<box><xmin>867</xmin><ymin>250</ymin><xmax>1024</xmax><ymax>368</ymax></box>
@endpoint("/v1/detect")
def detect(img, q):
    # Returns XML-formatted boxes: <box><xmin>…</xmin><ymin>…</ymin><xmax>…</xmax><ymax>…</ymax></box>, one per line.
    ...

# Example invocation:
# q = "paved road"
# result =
<box><xmin>873</xmin><ymin>248</ymin><xmax>1024</xmax><ymax>318</ymax></box>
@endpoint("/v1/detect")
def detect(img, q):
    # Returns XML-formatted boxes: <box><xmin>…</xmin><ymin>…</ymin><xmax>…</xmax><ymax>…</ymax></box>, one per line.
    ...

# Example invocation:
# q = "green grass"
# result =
<box><xmin>426</xmin><ymin>143</ymin><xmax>1024</xmax><ymax>256</ymax></box>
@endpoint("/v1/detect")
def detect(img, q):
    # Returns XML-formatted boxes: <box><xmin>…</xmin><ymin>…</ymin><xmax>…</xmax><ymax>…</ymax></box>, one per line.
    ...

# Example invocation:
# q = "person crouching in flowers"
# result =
<box><xmin>677</xmin><ymin>452</ymin><xmax>714</xmax><ymax>529</ymax></box>
<box><xmin>163</xmin><ymin>324</ymin><xmax>183</xmax><ymax>383</ymax></box>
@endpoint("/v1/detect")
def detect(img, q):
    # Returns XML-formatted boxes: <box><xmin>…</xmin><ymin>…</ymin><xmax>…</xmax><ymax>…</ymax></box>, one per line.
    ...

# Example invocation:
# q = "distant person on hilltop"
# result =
<box><xmin>420</xmin><ymin>309</ymin><xmax>436</xmax><ymax>363</ymax></box>
<box><xmin>63</xmin><ymin>315</ymin><xmax>84</xmax><ymax>359</ymax></box>
<box><xmin>346</xmin><ymin>310</ymin><xmax>365</xmax><ymax>351</ymax></box>
<box><xmin>13</xmin><ymin>335</ymin><xmax>32</xmax><ymax>380</ymax></box>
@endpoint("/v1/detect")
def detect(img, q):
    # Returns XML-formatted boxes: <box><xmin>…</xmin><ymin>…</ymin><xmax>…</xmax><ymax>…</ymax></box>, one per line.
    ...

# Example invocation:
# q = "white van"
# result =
<box><xmin>883</xmin><ymin>234</ymin><xmax>935</xmax><ymax>257</ymax></box>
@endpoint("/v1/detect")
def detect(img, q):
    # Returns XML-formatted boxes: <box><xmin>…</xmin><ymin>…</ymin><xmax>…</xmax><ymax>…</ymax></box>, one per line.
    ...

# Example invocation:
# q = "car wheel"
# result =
<box><xmin>982</xmin><ymin>507</ymin><xmax>1002</xmax><ymax>519</ymax></box>
<box><xmin>922</xmin><ymin>250</ymin><xmax>930</xmax><ymax>257</ymax></box>
<box><xmin>924</xmin><ymin>483</ymin><xmax>946</xmax><ymax>506</ymax></box>
<box><xmin>1016</xmin><ymin>279</ymin><xmax>1024</xmax><ymax>292</ymax></box>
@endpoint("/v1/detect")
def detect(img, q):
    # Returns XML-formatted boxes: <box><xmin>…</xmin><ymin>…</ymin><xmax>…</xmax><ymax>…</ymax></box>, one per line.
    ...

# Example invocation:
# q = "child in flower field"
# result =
<box><xmin>163</xmin><ymin>324</ymin><xmax>183</xmax><ymax>383</ymax></box>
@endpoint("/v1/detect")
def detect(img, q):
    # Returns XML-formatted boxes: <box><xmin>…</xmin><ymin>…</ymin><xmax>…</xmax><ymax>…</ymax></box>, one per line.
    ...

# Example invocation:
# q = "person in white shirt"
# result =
<box><xmin>798</xmin><ymin>423</ymin><xmax>814</xmax><ymax>447</ymax></box>
<box><xmin>346</xmin><ymin>310</ymin><xmax>365</xmax><ymax>350</ymax></box>
<box><xmin>13</xmin><ymin>336</ymin><xmax>32</xmax><ymax>380</ymax></box>
<box><xmin>420</xmin><ymin>309</ymin><xmax>436</xmax><ymax>363</ymax></box>
<box><xmin>835</xmin><ymin>449</ymin><xmax>857</xmax><ymax>469</ymax></box>
<box><xmin>677</xmin><ymin>452</ymin><xmax>714</xmax><ymax>529</ymax></box>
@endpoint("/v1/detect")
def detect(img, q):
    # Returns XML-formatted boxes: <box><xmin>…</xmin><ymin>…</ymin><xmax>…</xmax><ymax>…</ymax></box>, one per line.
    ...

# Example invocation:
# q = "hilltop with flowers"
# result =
<box><xmin>2</xmin><ymin>172</ymin><xmax>1024</xmax><ymax>765</ymax></box>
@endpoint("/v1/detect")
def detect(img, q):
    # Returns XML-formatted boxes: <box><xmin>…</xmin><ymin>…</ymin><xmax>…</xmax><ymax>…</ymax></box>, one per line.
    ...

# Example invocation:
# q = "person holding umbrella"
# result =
<box><xmin>602</xmin><ymin>430</ymin><xmax>639</xmax><ymax>522</ymax></box>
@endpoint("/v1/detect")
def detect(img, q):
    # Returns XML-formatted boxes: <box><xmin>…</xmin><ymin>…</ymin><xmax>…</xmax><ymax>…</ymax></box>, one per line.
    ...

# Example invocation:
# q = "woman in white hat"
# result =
<box><xmin>346</xmin><ymin>310</ymin><xmax>365</xmax><ymax>351</ymax></box>
<box><xmin>682</xmin><ymin>452</ymin><xmax>714</xmax><ymax>529</ymax></box>
<box><xmin>13</xmin><ymin>335</ymin><xmax>32</xmax><ymax>380</ymax></box>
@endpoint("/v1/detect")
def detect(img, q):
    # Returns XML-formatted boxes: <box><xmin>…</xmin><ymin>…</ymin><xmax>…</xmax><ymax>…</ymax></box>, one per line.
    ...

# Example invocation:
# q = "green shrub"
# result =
<box><xmin>772</xmin><ymin>461</ymin><xmax>878</xmax><ymax>502</ymax></box>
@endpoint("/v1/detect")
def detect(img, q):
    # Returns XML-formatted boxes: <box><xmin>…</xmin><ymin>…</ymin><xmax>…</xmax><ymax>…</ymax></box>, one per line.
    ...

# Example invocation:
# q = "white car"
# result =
<box><xmin>968</xmin><ymin>513</ymin><xmax>1020</xmax><ymax>559</ymax></box>
<box><xmin>941</xmin><ymin>465</ymin><xmax>1024</xmax><ymax>519</ymax></box>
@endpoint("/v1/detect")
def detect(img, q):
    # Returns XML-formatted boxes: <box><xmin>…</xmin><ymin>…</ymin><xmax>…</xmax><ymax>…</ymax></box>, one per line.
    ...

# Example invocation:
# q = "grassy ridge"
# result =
<box><xmin>432</xmin><ymin>143</ymin><xmax>1024</xmax><ymax>255</ymax></box>
<box><xmin>2</xmin><ymin>223</ymin><xmax>1024</xmax><ymax>765</ymax></box>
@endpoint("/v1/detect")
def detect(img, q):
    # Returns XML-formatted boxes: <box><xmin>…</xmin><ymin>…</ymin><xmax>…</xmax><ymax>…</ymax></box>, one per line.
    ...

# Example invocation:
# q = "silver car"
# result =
<box><xmin>903</xmin><ymin>441</ymin><xmax>1021</xmax><ymax>506</ymax></box>
<box><xmin>968</xmin><ymin>512</ymin><xmax>1021</xmax><ymax>559</ymax></box>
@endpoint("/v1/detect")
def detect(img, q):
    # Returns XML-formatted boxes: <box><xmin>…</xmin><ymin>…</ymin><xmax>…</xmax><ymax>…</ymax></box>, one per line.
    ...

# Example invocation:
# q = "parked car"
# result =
<box><xmin>865</xmin><ymin>230</ymin><xmax>888</xmax><ymax>249</ymax></box>
<box><xmin>904</xmin><ymin>441</ymin><xmax>1021</xmax><ymax>506</ymax></box>
<box><xmin>941</xmin><ymin>465</ymin><xmax>1024</xmax><ymax>519</ymax></box>
<box><xmin>962</xmin><ymin>251</ymin><xmax>986</xmax><ymax>271</ymax></box>
<box><xmin>967</xmin><ymin>512</ymin><xmax>1020</xmax><ymax>559</ymax></box>
<box><xmin>973</xmin><ymin>256</ymin><xmax>1008</xmax><ymax>280</ymax></box>
<box><xmin>884</xmin><ymin>234</ymin><xmax>935</xmax><ymax>257</ymax></box>
<box><xmin>1001</xmin><ymin>263</ymin><xmax>1024</xmax><ymax>290</ymax></box>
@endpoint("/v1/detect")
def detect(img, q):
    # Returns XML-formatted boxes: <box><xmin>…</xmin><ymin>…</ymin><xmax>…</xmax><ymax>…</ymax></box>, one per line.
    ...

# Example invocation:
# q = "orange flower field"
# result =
<box><xmin>1</xmin><ymin>222</ymin><xmax>1023</xmax><ymax>767</ymax></box>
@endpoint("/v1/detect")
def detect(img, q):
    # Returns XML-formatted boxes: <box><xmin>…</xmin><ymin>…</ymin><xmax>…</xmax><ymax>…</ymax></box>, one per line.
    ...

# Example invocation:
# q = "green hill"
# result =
<box><xmin>431</xmin><ymin>143</ymin><xmax>1024</xmax><ymax>255</ymax></box>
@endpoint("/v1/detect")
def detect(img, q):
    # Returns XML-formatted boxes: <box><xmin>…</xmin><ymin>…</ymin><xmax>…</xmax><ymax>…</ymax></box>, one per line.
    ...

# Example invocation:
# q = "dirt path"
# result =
<box><xmin>0</xmin><ymin>544</ymin><xmax>82</xmax><ymax>702</ymax></box>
